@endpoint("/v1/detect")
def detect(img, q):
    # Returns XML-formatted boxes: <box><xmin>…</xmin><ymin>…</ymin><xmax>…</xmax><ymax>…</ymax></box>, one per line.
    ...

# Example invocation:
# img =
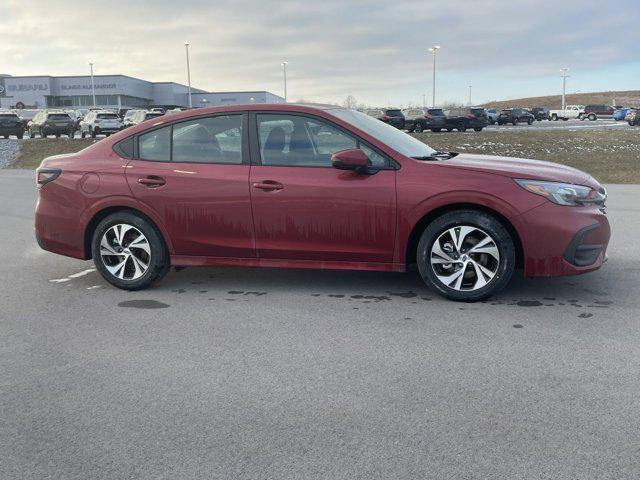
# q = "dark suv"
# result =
<box><xmin>444</xmin><ymin>107</ymin><xmax>488</xmax><ymax>132</ymax></box>
<box><xmin>402</xmin><ymin>108</ymin><xmax>446</xmax><ymax>132</ymax></box>
<box><xmin>497</xmin><ymin>108</ymin><xmax>534</xmax><ymax>125</ymax></box>
<box><xmin>28</xmin><ymin>110</ymin><xmax>76</xmax><ymax>138</ymax></box>
<box><xmin>0</xmin><ymin>112</ymin><xmax>26</xmax><ymax>138</ymax></box>
<box><xmin>581</xmin><ymin>104</ymin><xmax>616</xmax><ymax>121</ymax></box>
<box><xmin>530</xmin><ymin>107</ymin><xmax>550</xmax><ymax>121</ymax></box>
<box><xmin>365</xmin><ymin>108</ymin><xmax>405</xmax><ymax>129</ymax></box>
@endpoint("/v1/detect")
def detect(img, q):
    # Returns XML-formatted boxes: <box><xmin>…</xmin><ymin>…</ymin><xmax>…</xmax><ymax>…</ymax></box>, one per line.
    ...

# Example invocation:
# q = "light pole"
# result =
<box><xmin>185</xmin><ymin>42</ymin><xmax>192</xmax><ymax>108</ymax></box>
<box><xmin>428</xmin><ymin>45</ymin><xmax>440</xmax><ymax>107</ymax></box>
<box><xmin>560</xmin><ymin>68</ymin><xmax>570</xmax><ymax>111</ymax></box>
<box><xmin>468</xmin><ymin>85</ymin><xmax>472</xmax><ymax>106</ymax></box>
<box><xmin>281</xmin><ymin>61</ymin><xmax>288</xmax><ymax>102</ymax></box>
<box><xmin>89</xmin><ymin>62</ymin><xmax>96</xmax><ymax>107</ymax></box>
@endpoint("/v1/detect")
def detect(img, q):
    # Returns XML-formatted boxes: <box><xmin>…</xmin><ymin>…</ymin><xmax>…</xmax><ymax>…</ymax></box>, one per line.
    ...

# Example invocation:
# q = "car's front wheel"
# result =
<box><xmin>414</xmin><ymin>123</ymin><xmax>424</xmax><ymax>133</ymax></box>
<box><xmin>417</xmin><ymin>210</ymin><xmax>515</xmax><ymax>301</ymax></box>
<box><xmin>91</xmin><ymin>211</ymin><xmax>170</xmax><ymax>290</ymax></box>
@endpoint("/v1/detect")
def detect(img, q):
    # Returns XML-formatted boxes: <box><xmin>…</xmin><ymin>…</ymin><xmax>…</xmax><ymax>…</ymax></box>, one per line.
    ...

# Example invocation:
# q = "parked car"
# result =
<box><xmin>122</xmin><ymin>109</ymin><xmax>142</xmax><ymax>128</ymax></box>
<box><xmin>530</xmin><ymin>107</ymin><xmax>550</xmax><ymax>121</ymax></box>
<box><xmin>497</xmin><ymin>108</ymin><xmax>535</xmax><ymax>126</ymax></box>
<box><xmin>612</xmin><ymin>108</ymin><xmax>629</xmax><ymax>121</ymax></box>
<box><xmin>0</xmin><ymin>111</ymin><xmax>26</xmax><ymax>138</ymax></box>
<box><xmin>128</xmin><ymin>109</ymin><xmax>165</xmax><ymax>127</ymax></box>
<box><xmin>16</xmin><ymin>109</ymin><xmax>39</xmax><ymax>129</ymax></box>
<box><xmin>581</xmin><ymin>104</ymin><xmax>616</xmax><ymax>121</ymax></box>
<box><xmin>444</xmin><ymin>107</ymin><xmax>488</xmax><ymax>132</ymax></box>
<box><xmin>80</xmin><ymin>111</ymin><xmax>124</xmax><ymax>138</ymax></box>
<box><xmin>33</xmin><ymin>104</ymin><xmax>610</xmax><ymax>301</ymax></box>
<box><xmin>484</xmin><ymin>109</ymin><xmax>499</xmax><ymax>124</ymax></box>
<box><xmin>28</xmin><ymin>110</ymin><xmax>76</xmax><ymax>138</ymax></box>
<box><xmin>549</xmin><ymin>105</ymin><xmax>584</xmax><ymax>121</ymax></box>
<box><xmin>627</xmin><ymin>109</ymin><xmax>640</xmax><ymax>126</ymax></box>
<box><xmin>117</xmin><ymin>108</ymin><xmax>130</xmax><ymax>119</ymax></box>
<box><xmin>365</xmin><ymin>108</ymin><xmax>405</xmax><ymax>129</ymax></box>
<box><xmin>402</xmin><ymin>108</ymin><xmax>446</xmax><ymax>132</ymax></box>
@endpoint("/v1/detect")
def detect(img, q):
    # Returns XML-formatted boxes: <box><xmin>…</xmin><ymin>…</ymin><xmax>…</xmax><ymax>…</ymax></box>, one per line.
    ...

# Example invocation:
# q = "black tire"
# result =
<box><xmin>457</xmin><ymin>121</ymin><xmax>467</xmax><ymax>132</ymax></box>
<box><xmin>29</xmin><ymin>130</ymin><xmax>35</xmax><ymax>139</ymax></box>
<box><xmin>40</xmin><ymin>129</ymin><xmax>47</xmax><ymax>138</ymax></box>
<box><xmin>416</xmin><ymin>210</ymin><xmax>516</xmax><ymax>302</ymax></box>
<box><xmin>68</xmin><ymin>130</ymin><xmax>75</xmax><ymax>138</ymax></box>
<box><xmin>489</xmin><ymin>118</ymin><xmax>495</xmax><ymax>125</ymax></box>
<box><xmin>91</xmin><ymin>211</ymin><xmax>170</xmax><ymax>290</ymax></box>
<box><xmin>55</xmin><ymin>134</ymin><xmax>60</xmax><ymax>138</ymax></box>
<box><xmin>414</xmin><ymin>123</ymin><xmax>424</xmax><ymax>133</ymax></box>
<box><xmin>512</xmin><ymin>119</ymin><xmax>518</xmax><ymax>126</ymax></box>
<box><xmin>431</xmin><ymin>128</ymin><xmax>441</xmax><ymax>132</ymax></box>
<box><xmin>562</xmin><ymin>118</ymin><xmax>568</xmax><ymax>121</ymax></box>
<box><xmin>91</xmin><ymin>128</ymin><xmax>96</xmax><ymax>138</ymax></box>
<box><xmin>17</xmin><ymin>133</ymin><xmax>23</xmax><ymax>139</ymax></box>
<box><xmin>551</xmin><ymin>114</ymin><xmax>558</xmax><ymax>121</ymax></box>
<box><xmin>588</xmin><ymin>114</ymin><xmax>596</xmax><ymax>121</ymax></box>
<box><xmin>446</xmin><ymin>127</ymin><xmax>453</xmax><ymax>132</ymax></box>
<box><xmin>527</xmin><ymin>118</ymin><xmax>533</xmax><ymax>125</ymax></box>
<box><xmin>81</xmin><ymin>130</ymin><xmax>86</xmax><ymax>138</ymax></box>
<box><xmin>473</xmin><ymin>127</ymin><xmax>483</xmax><ymax>132</ymax></box>
<box><xmin>2</xmin><ymin>135</ymin><xmax>7</xmax><ymax>139</ymax></box>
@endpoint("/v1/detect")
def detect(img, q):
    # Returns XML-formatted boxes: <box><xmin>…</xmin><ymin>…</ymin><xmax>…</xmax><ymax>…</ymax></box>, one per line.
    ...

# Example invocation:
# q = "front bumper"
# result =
<box><xmin>42</xmin><ymin>125</ymin><xmax>75</xmax><ymax>134</ymax></box>
<box><xmin>519</xmin><ymin>201</ymin><xmax>610</xmax><ymax>277</ymax></box>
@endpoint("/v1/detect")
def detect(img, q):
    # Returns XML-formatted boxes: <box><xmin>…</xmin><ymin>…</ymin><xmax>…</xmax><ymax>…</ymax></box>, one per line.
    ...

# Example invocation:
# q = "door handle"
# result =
<box><xmin>138</xmin><ymin>176</ymin><xmax>166</xmax><ymax>187</ymax></box>
<box><xmin>253</xmin><ymin>181</ymin><xmax>284</xmax><ymax>191</ymax></box>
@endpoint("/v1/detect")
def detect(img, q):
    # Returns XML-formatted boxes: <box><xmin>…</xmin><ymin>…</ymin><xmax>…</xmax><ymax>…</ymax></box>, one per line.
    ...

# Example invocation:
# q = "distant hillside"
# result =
<box><xmin>482</xmin><ymin>90</ymin><xmax>640</xmax><ymax>109</ymax></box>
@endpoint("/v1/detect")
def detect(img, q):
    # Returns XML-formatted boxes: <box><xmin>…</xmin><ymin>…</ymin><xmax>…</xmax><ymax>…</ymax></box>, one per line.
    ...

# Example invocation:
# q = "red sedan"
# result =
<box><xmin>35</xmin><ymin>104</ymin><xmax>610</xmax><ymax>301</ymax></box>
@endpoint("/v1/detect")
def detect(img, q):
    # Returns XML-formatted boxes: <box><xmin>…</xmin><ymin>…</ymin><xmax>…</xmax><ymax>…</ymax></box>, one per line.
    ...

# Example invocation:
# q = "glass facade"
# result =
<box><xmin>46</xmin><ymin>94</ymin><xmax>152</xmax><ymax>108</ymax></box>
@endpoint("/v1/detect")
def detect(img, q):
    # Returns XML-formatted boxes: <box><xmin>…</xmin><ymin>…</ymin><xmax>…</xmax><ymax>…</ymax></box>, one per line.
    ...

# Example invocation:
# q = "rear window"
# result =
<box><xmin>47</xmin><ymin>114</ymin><xmax>71</xmax><ymax>121</ymax></box>
<box><xmin>97</xmin><ymin>113</ymin><xmax>120</xmax><ymax>119</ymax></box>
<box><xmin>366</xmin><ymin>109</ymin><xmax>384</xmax><ymax>117</ymax></box>
<box><xmin>470</xmin><ymin>108</ymin><xmax>485</xmax><ymax>115</ymax></box>
<box><xmin>427</xmin><ymin>109</ymin><xmax>444</xmax><ymax>116</ymax></box>
<box><xmin>386</xmin><ymin>109</ymin><xmax>403</xmax><ymax>117</ymax></box>
<box><xmin>145</xmin><ymin>112</ymin><xmax>164</xmax><ymax>119</ymax></box>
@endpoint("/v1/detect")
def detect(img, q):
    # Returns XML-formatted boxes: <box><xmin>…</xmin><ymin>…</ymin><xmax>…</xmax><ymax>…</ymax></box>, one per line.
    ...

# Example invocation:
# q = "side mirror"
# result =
<box><xmin>331</xmin><ymin>148</ymin><xmax>372</xmax><ymax>173</ymax></box>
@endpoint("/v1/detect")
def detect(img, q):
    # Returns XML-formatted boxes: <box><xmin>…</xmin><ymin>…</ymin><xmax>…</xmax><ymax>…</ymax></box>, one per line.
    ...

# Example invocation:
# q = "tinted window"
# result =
<box><xmin>172</xmin><ymin>115</ymin><xmax>243</xmax><ymax>164</ymax></box>
<box><xmin>257</xmin><ymin>114</ymin><xmax>356</xmax><ymax>167</ymax></box>
<box><xmin>144</xmin><ymin>113</ymin><xmax>164</xmax><ymax>120</ymax></box>
<box><xmin>114</xmin><ymin>136</ymin><xmax>134</xmax><ymax>159</ymax></box>
<box><xmin>139</xmin><ymin>126</ymin><xmax>170</xmax><ymax>161</ymax></box>
<box><xmin>470</xmin><ymin>108</ymin><xmax>485</xmax><ymax>115</ymax></box>
<box><xmin>386</xmin><ymin>109</ymin><xmax>403</xmax><ymax>117</ymax></box>
<box><xmin>427</xmin><ymin>109</ymin><xmax>444</xmax><ymax>115</ymax></box>
<box><xmin>97</xmin><ymin>113</ymin><xmax>119</xmax><ymax>119</ymax></box>
<box><xmin>48</xmin><ymin>114</ymin><xmax>71</xmax><ymax>121</ymax></box>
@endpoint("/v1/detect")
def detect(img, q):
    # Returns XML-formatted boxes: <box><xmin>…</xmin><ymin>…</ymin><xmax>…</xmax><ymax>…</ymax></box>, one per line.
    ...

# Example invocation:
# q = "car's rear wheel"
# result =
<box><xmin>457</xmin><ymin>121</ymin><xmax>467</xmax><ymax>132</ymax></box>
<box><xmin>527</xmin><ymin>118</ymin><xmax>533</xmax><ymax>125</ymax></box>
<box><xmin>512</xmin><ymin>119</ymin><xmax>518</xmax><ymax>126</ymax></box>
<box><xmin>551</xmin><ymin>114</ymin><xmax>558</xmax><ymax>121</ymax></box>
<box><xmin>588</xmin><ymin>113</ymin><xmax>596</xmax><ymax>121</ymax></box>
<box><xmin>473</xmin><ymin>127</ymin><xmax>483</xmax><ymax>132</ymax></box>
<box><xmin>91</xmin><ymin>211</ymin><xmax>170</xmax><ymax>290</ymax></box>
<box><xmin>446</xmin><ymin>127</ymin><xmax>453</xmax><ymax>132</ymax></box>
<box><xmin>417</xmin><ymin>210</ymin><xmax>515</xmax><ymax>301</ymax></box>
<box><xmin>414</xmin><ymin>123</ymin><xmax>424</xmax><ymax>133</ymax></box>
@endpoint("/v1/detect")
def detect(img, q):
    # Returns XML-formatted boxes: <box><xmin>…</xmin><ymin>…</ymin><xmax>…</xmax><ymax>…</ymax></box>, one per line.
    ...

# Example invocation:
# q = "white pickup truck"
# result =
<box><xmin>549</xmin><ymin>105</ymin><xmax>584</xmax><ymax>121</ymax></box>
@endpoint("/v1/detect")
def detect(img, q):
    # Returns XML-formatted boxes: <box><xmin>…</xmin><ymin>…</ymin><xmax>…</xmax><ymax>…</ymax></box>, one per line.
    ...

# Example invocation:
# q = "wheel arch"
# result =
<box><xmin>83</xmin><ymin>205</ymin><xmax>172</xmax><ymax>260</ymax></box>
<box><xmin>404</xmin><ymin>203</ymin><xmax>524</xmax><ymax>269</ymax></box>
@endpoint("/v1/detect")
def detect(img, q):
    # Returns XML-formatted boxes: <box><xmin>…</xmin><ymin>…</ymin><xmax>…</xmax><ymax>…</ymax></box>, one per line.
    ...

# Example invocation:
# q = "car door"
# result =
<box><xmin>248</xmin><ymin>112</ymin><xmax>396</xmax><ymax>263</ymax></box>
<box><xmin>125</xmin><ymin>112</ymin><xmax>255</xmax><ymax>258</ymax></box>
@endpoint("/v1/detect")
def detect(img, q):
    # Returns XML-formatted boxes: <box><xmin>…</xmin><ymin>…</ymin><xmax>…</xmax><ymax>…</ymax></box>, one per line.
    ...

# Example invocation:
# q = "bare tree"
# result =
<box><xmin>342</xmin><ymin>95</ymin><xmax>359</xmax><ymax>109</ymax></box>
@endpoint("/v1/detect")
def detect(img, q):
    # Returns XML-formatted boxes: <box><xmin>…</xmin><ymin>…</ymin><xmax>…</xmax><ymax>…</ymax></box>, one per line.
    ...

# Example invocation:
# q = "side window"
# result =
<box><xmin>172</xmin><ymin>115</ymin><xmax>242</xmax><ymax>164</ymax></box>
<box><xmin>257</xmin><ymin>114</ymin><xmax>356</xmax><ymax>167</ymax></box>
<box><xmin>359</xmin><ymin>144</ymin><xmax>388</xmax><ymax>169</ymax></box>
<box><xmin>138</xmin><ymin>126</ymin><xmax>170</xmax><ymax>162</ymax></box>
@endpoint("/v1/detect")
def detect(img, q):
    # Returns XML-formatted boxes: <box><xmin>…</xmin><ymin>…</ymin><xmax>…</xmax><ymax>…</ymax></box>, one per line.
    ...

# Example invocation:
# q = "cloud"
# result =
<box><xmin>1</xmin><ymin>0</ymin><xmax>638</xmax><ymax>105</ymax></box>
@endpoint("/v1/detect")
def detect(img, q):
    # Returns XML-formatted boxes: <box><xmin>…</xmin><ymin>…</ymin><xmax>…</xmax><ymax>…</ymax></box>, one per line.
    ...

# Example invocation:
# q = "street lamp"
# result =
<box><xmin>560</xmin><ymin>68</ymin><xmax>570</xmax><ymax>111</ymax></box>
<box><xmin>89</xmin><ymin>62</ymin><xmax>96</xmax><ymax>107</ymax></box>
<box><xmin>185</xmin><ymin>42</ymin><xmax>192</xmax><ymax>108</ymax></box>
<box><xmin>428</xmin><ymin>45</ymin><xmax>440</xmax><ymax>107</ymax></box>
<box><xmin>281</xmin><ymin>61</ymin><xmax>288</xmax><ymax>103</ymax></box>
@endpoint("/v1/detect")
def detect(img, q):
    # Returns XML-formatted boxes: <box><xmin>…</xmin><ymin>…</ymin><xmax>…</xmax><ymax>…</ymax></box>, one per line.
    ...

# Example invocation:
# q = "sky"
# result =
<box><xmin>1</xmin><ymin>0</ymin><xmax>638</xmax><ymax>107</ymax></box>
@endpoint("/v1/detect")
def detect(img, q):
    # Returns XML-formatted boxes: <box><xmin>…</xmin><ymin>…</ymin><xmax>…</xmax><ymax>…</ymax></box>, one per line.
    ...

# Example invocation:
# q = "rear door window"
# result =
<box><xmin>139</xmin><ymin>126</ymin><xmax>171</xmax><ymax>162</ymax></box>
<box><xmin>172</xmin><ymin>115</ymin><xmax>243</xmax><ymax>164</ymax></box>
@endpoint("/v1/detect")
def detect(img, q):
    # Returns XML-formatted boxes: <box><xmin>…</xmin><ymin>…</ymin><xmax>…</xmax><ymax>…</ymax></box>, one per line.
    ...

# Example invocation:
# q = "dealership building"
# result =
<box><xmin>0</xmin><ymin>74</ymin><xmax>284</xmax><ymax>110</ymax></box>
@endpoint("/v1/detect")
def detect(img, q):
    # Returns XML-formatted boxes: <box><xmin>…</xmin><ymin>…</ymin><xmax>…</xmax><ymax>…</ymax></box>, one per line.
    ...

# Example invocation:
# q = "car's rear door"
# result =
<box><xmin>247</xmin><ymin>112</ymin><xmax>396</xmax><ymax>263</ymax></box>
<box><xmin>125</xmin><ymin>112</ymin><xmax>255</xmax><ymax>258</ymax></box>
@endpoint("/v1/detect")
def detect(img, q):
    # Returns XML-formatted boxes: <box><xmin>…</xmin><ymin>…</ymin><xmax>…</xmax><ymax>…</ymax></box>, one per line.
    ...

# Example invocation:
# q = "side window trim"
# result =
<box><xmin>133</xmin><ymin>112</ymin><xmax>249</xmax><ymax>164</ymax></box>
<box><xmin>248</xmin><ymin>111</ymin><xmax>396</xmax><ymax>170</ymax></box>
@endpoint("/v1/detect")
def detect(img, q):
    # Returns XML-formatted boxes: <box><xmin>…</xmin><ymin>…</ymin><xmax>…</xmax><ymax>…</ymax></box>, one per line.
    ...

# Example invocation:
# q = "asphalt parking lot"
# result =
<box><xmin>1</xmin><ymin>169</ymin><xmax>639</xmax><ymax>479</ymax></box>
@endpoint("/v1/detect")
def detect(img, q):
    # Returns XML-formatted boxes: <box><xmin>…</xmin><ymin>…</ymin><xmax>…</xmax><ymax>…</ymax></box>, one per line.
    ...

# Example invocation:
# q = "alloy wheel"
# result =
<box><xmin>430</xmin><ymin>225</ymin><xmax>500</xmax><ymax>291</ymax></box>
<box><xmin>99</xmin><ymin>224</ymin><xmax>151</xmax><ymax>280</ymax></box>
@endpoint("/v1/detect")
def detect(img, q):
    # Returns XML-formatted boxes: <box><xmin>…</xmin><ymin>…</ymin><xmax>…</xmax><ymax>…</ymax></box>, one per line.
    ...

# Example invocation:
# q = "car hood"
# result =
<box><xmin>437</xmin><ymin>153</ymin><xmax>591</xmax><ymax>184</ymax></box>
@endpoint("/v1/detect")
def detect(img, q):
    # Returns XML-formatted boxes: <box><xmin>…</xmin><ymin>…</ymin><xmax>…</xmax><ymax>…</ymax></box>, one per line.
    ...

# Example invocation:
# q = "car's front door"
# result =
<box><xmin>125</xmin><ymin>113</ymin><xmax>255</xmax><ymax>258</ymax></box>
<box><xmin>248</xmin><ymin>112</ymin><xmax>396</xmax><ymax>263</ymax></box>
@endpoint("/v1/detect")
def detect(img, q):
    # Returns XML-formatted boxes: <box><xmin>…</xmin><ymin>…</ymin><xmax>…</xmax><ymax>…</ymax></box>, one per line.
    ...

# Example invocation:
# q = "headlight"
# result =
<box><xmin>515</xmin><ymin>179</ymin><xmax>598</xmax><ymax>206</ymax></box>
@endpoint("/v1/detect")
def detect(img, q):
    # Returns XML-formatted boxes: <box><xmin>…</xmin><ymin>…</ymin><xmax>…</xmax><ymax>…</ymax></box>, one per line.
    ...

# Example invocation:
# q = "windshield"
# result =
<box><xmin>330</xmin><ymin>108</ymin><xmax>436</xmax><ymax>158</ymax></box>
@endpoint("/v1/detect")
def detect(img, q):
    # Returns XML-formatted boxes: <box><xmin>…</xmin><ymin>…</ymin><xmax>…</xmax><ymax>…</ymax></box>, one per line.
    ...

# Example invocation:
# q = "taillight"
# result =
<box><xmin>381</xmin><ymin>115</ymin><xmax>390</xmax><ymax>121</ymax></box>
<box><xmin>423</xmin><ymin>113</ymin><xmax>431</xmax><ymax>119</ymax></box>
<box><xmin>466</xmin><ymin>114</ymin><xmax>474</xmax><ymax>119</ymax></box>
<box><xmin>37</xmin><ymin>168</ymin><xmax>61</xmax><ymax>186</ymax></box>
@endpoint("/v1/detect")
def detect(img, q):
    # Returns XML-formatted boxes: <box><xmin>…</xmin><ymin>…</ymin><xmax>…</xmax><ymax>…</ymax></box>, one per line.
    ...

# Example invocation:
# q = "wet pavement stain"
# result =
<box><xmin>421</xmin><ymin>297</ymin><xmax>432</xmax><ymax>301</ymax></box>
<box><xmin>172</xmin><ymin>289</ymin><xmax>186</xmax><ymax>294</ymax></box>
<box><xmin>578</xmin><ymin>313</ymin><xmax>594</xmax><ymax>318</ymax></box>
<box><xmin>118</xmin><ymin>300</ymin><xmax>170</xmax><ymax>309</ymax></box>
<box><xmin>594</xmin><ymin>300</ymin><xmax>613</xmax><ymax>305</ymax></box>
<box><xmin>350</xmin><ymin>295</ymin><xmax>391</xmax><ymax>302</ymax></box>
<box><xmin>199</xmin><ymin>290</ymin><xmax>207</xmax><ymax>293</ymax></box>
<box><xmin>513</xmin><ymin>324</ymin><xmax>524</xmax><ymax>329</ymax></box>
<box><xmin>389</xmin><ymin>291</ymin><xmax>417</xmax><ymax>298</ymax></box>
<box><xmin>328</xmin><ymin>294</ymin><xmax>345</xmax><ymax>298</ymax></box>
<box><xmin>543</xmin><ymin>297</ymin><xmax>556</xmax><ymax>301</ymax></box>
<box><xmin>516</xmin><ymin>300</ymin><xmax>543</xmax><ymax>307</ymax></box>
